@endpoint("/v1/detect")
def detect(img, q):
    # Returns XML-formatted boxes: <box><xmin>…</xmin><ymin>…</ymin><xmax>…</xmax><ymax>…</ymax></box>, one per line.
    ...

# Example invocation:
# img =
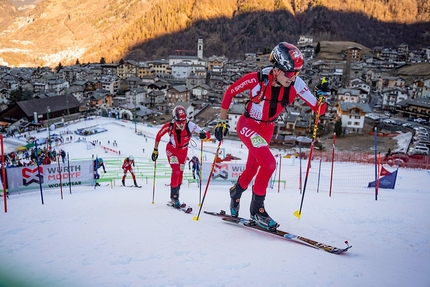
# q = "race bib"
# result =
<box><xmin>250</xmin><ymin>133</ymin><xmax>267</xmax><ymax>148</ymax></box>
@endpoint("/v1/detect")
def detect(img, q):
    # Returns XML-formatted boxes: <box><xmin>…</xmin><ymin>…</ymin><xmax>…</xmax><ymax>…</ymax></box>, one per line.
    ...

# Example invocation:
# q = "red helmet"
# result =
<box><xmin>269</xmin><ymin>42</ymin><xmax>304</xmax><ymax>71</ymax></box>
<box><xmin>172</xmin><ymin>105</ymin><xmax>187</xmax><ymax>122</ymax></box>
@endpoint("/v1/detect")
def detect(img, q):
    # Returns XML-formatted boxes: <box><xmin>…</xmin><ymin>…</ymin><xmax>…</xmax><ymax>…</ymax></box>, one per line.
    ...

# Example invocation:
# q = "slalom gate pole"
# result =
<box><xmin>1</xmin><ymin>135</ymin><xmax>7</xmax><ymax>212</ymax></box>
<box><xmin>270</xmin><ymin>155</ymin><xmax>278</xmax><ymax>189</ymax></box>
<box><xmin>329</xmin><ymin>133</ymin><xmax>336</xmax><ymax>197</ymax></box>
<box><xmin>193</xmin><ymin>140</ymin><xmax>223</xmax><ymax>221</ymax></box>
<box><xmin>34</xmin><ymin>141</ymin><xmax>44</xmax><ymax>204</ymax></box>
<box><xmin>57</xmin><ymin>155</ymin><xmax>63</xmax><ymax>199</ymax></box>
<box><xmin>278</xmin><ymin>154</ymin><xmax>282</xmax><ymax>193</ymax></box>
<box><xmin>199</xmin><ymin>140</ymin><xmax>203</xmax><ymax>205</ymax></box>
<box><xmin>152</xmin><ymin>160</ymin><xmax>156</xmax><ymax>204</ymax></box>
<box><xmin>294</xmin><ymin>96</ymin><xmax>324</xmax><ymax>219</ymax></box>
<box><xmin>67</xmin><ymin>152</ymin><xmax>72</xmax><ymax>194</ymax></box>
<box><xmin>317</xmin><ymin>158</ymin><xmax>321</xmax><ymax>193</ymax></box>
<box><xmin>377</xmin><ymin>152</ymin><xmax>381</xmax><ymax>196</ymax></box>
<box><xmin>373</xmin><ymin>127</ymin><xmax>378</xmax><ymax>201</ymax></box>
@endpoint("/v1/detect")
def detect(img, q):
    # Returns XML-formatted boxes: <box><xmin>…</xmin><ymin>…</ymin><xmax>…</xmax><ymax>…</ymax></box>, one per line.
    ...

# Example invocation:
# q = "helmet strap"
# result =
<box><xmin>272</xmin><ymin>68</ymin><xmax>282</xmax><ymax>86</ymax></box>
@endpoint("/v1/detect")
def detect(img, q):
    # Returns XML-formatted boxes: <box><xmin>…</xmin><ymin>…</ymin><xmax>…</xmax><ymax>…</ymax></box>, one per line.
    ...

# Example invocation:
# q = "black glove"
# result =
<box><xmin>314</xmin><ymin>77</ymin><xmax>330</xmax><ymax>98</ymax></box>
<box><xmin>199</xmin><ymin>130</ymin><xmax>208</xmax><ymax>140</ymax></box>
<box><xmin>151</xmin><ymin>148</ymin><xmax>158</xmax><ymax>162</ymax></box>
<box><xmin>214</xmin><ymin>120</ymin><xmax>229</xmax><ymax>141</ymax></box>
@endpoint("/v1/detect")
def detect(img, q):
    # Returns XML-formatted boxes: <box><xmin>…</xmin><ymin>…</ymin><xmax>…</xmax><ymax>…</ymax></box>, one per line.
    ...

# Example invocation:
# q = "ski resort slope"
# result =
<box><xmin>1</xmin><ymin>117</ymin><xmax>429</xmax><ymax>287</ymax></box>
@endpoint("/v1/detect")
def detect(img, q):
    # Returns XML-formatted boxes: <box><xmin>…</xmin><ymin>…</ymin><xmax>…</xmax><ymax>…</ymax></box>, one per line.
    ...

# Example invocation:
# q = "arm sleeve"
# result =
<box><xmin>221</xmin><ymin>72</ymin><xmax>260</xmax><ymax>110</ymax></box>
<box><xmin>293</xmin><ymin>77</ymin><xmax>327</xmax><ymax>114</ymax></box>
<box><xmin>154</xmin><ymin>122</ymin><xmax>170</xmax><ymax>143</ymax></box>
<box><xmin>187</xmin><ymin>121</ymin><xmax>201</xmax><ymax>134</ymax></box>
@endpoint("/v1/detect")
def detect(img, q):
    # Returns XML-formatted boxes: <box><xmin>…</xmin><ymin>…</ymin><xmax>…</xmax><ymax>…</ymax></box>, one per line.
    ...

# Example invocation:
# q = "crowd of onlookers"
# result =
<box><xmin>2</xmin><ymin>146</ymin><xmax>67</xmax><ymax>168</ymax></box>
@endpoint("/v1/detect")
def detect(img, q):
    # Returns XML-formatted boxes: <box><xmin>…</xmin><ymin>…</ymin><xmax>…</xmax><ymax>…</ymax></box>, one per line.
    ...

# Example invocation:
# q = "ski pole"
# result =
<box><xmin>199</xmin><ymin>139</ymin><xmax>203</xmax><ymax>206</ymax></box>
<box><xmin>294</xmin><ymin>96</ymin><xmax>324</xmax><ymax>219</ymax></box>
<box><xmin>193</xmin><ymin>140</ymin><xmax>223</xmax><ymax>221</ymax></box>
<box><xmin>278</xmin><ymin>154</ymin><xmax>282</xmax><ymax>193</ymax></box>
<box><xmin>152</xmin><ymin>160</ymin><xmax>156</xmax><ymax>204</ymax></box>
<box><xmin>329</xmin><ymin>133</ymin><xmax>336</xmax><ymax>197</ymax></box>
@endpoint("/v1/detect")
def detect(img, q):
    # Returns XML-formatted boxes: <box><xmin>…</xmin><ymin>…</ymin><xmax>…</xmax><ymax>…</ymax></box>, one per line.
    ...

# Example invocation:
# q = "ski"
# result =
<box><xmin>167</xmin><ymin>202</ymin><xmax>193</xmax><ymax>214</ymax></box>
<box><xmin>121</xmin><ymin>185</ymin><xmax>142</xmax><ymax>188</ymax></box>
<box><xmin>89</xmin><ymin>183</ymin><xmax>109</xmax><ymax>187</ymax></box>
<box><xmin>204</xmin><ymin>210</ymin><xmax>351</xmax><ymax>254</ymax></box>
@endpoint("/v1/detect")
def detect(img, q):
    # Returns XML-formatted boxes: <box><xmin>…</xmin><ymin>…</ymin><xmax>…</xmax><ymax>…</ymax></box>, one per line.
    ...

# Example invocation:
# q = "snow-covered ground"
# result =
<box><xmin>1</xmin><ymin>117</ymin><xmax>429</xmax><ymax>287</ymax></box>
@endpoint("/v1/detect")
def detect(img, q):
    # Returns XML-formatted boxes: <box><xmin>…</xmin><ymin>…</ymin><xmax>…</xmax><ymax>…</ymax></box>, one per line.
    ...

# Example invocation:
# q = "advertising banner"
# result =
<box><xmin>6</xmin><ymin>160</ymin><xmax>94</xmax><ymax>193</ymax></box>
<box><xmin>200</xmin><ymin>162</ymin><xmax>246</xmax><ymax>185</ymax></box>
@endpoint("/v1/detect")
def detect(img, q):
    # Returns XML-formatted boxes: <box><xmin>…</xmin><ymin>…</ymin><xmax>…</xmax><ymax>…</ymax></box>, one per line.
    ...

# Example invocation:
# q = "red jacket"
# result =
<box><xmin>221</xmin><ymin>69</ymin><xmax>326</xmax><ymax>122</ymax></box>
<box><xmin>155</xmin><ymin>121</ymin><xmax>207</xmax><ymax>149</ymax></box>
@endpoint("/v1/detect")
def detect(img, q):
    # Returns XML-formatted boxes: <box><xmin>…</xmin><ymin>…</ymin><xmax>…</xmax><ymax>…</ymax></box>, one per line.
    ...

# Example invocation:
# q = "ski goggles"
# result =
<box><xmin>283</xmin><ymin>70</ymin><xmax>300</xmax><ymax>78</ymax></box>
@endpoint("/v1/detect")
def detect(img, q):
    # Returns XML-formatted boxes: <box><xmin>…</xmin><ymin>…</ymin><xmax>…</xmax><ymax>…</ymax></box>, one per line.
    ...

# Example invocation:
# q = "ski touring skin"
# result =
<box><xmin>204</xmin><ymin>211</ymin><xmax>351</xmax><ymax>254</ymax></box>
<box><xmin>167</xmin><ymin>202</ymin><xmax>193</xmax><ymax>214</ymax></box>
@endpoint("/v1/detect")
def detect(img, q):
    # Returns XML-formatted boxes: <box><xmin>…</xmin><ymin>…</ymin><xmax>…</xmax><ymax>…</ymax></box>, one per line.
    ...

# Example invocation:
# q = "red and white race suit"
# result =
<box><xmin>221</xmin><ymin>68</ymin><xmax>326</xmax><ymax>196</ymax></box>
<box><xmin>155</xmin><ymin>121</ymin><xmax>208</xmax><ymax>188</ymax></box>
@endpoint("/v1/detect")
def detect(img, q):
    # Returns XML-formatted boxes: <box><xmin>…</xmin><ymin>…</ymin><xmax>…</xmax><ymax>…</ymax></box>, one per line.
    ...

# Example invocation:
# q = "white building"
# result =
<box><xmin>336</xmin><ymin>102</ymin><xmax>372</xmax><ymax>133</ymax></box>
<box><xmin>171</xmin><ymin>62</ymin><xmax>192</xmax><ymax>79</ymax></box>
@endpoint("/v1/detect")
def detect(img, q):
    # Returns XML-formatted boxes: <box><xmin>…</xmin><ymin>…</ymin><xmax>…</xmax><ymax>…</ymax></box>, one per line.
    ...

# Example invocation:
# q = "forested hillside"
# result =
<box><xmin>0</xmin><ymin>0</ymin><xmax>429</xmax><ymax>67</ymax></box>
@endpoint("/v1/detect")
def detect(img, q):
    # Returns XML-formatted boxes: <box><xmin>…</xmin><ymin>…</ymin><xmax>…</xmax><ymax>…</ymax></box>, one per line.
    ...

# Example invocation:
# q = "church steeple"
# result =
<box><xmin>197</xmin><ymin>38</ymin><xmax>203</xmax><ymax>59</ymax></box>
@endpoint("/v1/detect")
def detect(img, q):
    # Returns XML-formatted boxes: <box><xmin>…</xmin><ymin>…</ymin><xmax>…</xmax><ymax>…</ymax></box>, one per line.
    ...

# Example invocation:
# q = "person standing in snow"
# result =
<box><xmin>121</xmin><ymin>156</ymin><xmax>139</xmax><ymax>187</ymax></box>
<box><xmin>188</xmin><ymin>155</ymin><xmax>201</xmax><ymax>180</ymax></box>
<box><xmin>152</xmin><ymin>105</ymin><xmax>210</xmax><ymax>208</ymax></box>
<box><xmin>214</xmin><ymin>42</ymin><xmax>328</xmax><ymax>230</ymax></box>
<box><xmin>93</xmin><ymin>157</ymin><xmax>106</xmax><ymax>186</ymax></box>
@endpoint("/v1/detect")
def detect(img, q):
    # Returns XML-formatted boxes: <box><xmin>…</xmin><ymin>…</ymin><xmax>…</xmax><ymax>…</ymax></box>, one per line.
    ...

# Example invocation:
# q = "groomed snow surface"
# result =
<box><xmin>1</xmin><ymin>117</ymin><xmax>429</xmax><ymax>287</ymax></box>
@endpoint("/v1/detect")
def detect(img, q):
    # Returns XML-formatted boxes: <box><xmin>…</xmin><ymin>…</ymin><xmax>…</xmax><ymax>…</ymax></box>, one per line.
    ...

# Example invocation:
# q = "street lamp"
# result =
<box><xmin>47</xmin><ymin>106</ymin><xmax>51</xmax><ymax>146</ymax></box>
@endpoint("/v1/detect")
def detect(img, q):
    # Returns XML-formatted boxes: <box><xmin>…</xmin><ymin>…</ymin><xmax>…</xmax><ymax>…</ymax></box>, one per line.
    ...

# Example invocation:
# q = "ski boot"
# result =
<box><xmin>170</xmin><ymin>185</ymin><xmax>181</xmax><ymax>209</ymax></box>
<box><xmin>250</xmin><ymin>193</ymin><xmax>279</xmax><ymax>231</ymax></box>
<box><xmin>133</xmin><ymin>179</ymin><xmax>139</xmax><ymax>187</ymax></box>
<box><xmin>122</xmin><ymin>179</ymin><xmax>125</xmax><ymax>186</ymax></box>
<box><xmin>229</xmin><ymin>179</ymin><xmax>247</xmax><ymax>217</ymax></box>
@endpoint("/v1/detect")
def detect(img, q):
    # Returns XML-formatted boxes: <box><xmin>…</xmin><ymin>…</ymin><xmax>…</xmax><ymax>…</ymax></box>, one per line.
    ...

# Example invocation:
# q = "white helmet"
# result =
<box><xmin>129</xmin><ymin>155</ymin><xmax>134</xmax><ymax>161</ymax></box>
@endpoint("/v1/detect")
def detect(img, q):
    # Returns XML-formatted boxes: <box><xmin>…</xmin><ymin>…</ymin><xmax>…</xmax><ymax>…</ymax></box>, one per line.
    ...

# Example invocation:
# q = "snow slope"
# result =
<box><xmin>1</xmin><ymin>117</ymin><xmax>429</xmax><ymax>287</ymax></box>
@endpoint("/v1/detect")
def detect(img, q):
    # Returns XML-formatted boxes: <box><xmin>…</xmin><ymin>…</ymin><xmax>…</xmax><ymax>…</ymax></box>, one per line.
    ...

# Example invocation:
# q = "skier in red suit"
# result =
<box><xmin>214</xmin><ymin>42</ymin><xmax>328</xmax><ymax>230</ymax></box>
<box><xmin>152</xmin><ymin>105</ymin><xmax>210</xmax><ymax>208</ymax></box>
<box><xmin>121</xmin><ymin>156</ymin><xmax>138</xmax><ymax>187</ymax></box>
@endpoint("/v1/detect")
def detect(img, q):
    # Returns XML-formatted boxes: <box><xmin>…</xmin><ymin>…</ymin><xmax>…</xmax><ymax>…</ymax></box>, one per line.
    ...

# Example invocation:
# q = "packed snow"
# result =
<box><xmin>1</xmin><ymin>117</ymin><xmax>429</xmax><ymax>287</ymax></box>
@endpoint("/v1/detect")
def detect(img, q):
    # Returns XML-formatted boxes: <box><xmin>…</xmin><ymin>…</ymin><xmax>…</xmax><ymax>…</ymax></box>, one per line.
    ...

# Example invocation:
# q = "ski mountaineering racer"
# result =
<box><xmin>152</xmin><ymin>105</ymin><xmax>210</xmax><ymax>208</ymax></box>
<box><xmin>214</xmin><ymin>42</ymin><xmax>328</xmax><ymax>230</ymax></box>
<box><xmin>121</xmin><ymin>155</ymin><xmax>139</xmax><ymax>187</ymax></box>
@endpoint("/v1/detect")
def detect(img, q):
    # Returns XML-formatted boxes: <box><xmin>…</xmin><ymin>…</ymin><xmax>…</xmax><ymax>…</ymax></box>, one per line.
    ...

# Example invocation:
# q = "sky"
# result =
<box><xmin>1</xmin><ymin>117</ymin><xmax>430</xmax><ymax>287</ymax></box>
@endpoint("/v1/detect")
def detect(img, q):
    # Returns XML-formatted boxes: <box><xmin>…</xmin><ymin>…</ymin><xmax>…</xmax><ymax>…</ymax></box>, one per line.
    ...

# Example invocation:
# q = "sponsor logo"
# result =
<box><xmin>22</xmin><ymin>165</ymin><xmax>85</xmax><ymax>186</ymax></box>
<box><xmin>22</xmin><ymin>166</ymin><xmax>43</xmax><ymax>185</ymax></box>
<box><xmin>298</xmin><ymin>86</ymin><xmax>309</xmax><ymax>96</ymax></box>
<box><xmin>212</xmin><ymin>163</ymin><xmax>228</xmax><ymax>180</ymax></box>
<box><xmin>239</xmin><ymin>127</ymin><xmax>256</xmax><ymax>138</ymax></box>
<box><xmin>231</xmin><ymin>78</ymin><xmax>257</xmax><ymax>93</ymax></box>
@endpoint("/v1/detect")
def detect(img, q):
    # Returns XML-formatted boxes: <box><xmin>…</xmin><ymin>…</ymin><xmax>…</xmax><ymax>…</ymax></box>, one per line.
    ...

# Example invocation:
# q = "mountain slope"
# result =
<box><xmin>0</xmin><ymin>0</ymin><xmax>429</xmax><ymax>67</ymax></box>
